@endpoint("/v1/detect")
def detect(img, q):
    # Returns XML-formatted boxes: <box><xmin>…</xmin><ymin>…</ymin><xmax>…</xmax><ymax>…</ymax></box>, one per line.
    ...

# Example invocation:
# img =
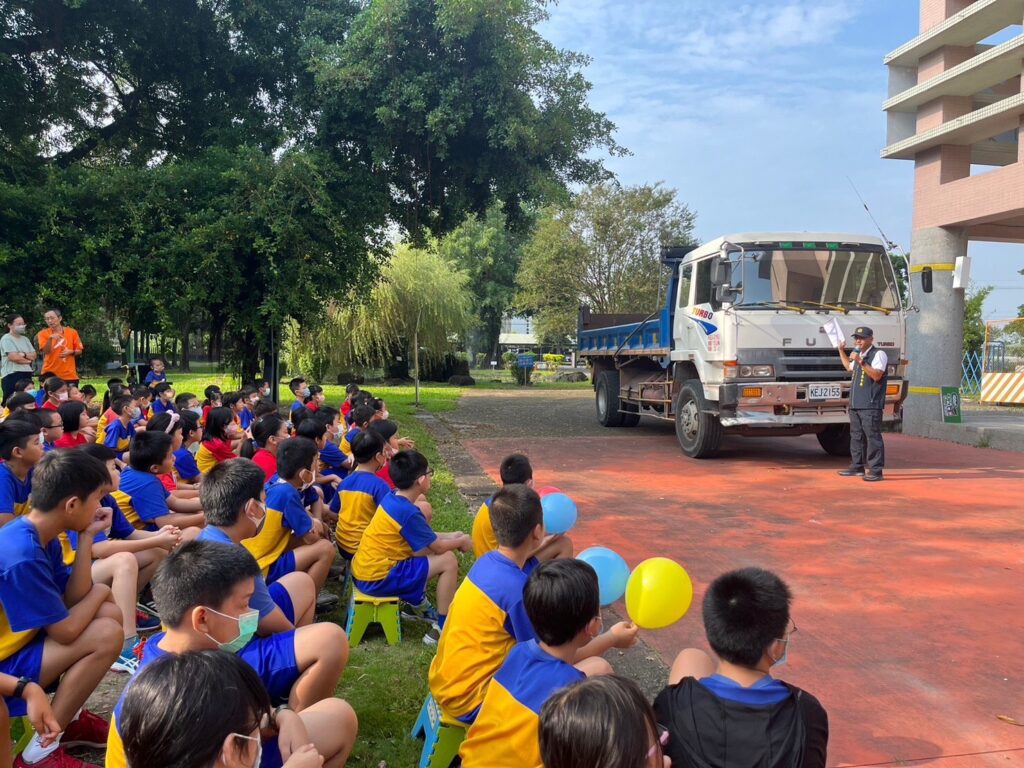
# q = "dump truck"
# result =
<box><xmin>577</xmin><ymin>233</ymin><xmax>909</xmax><ymax>458</ymax></box>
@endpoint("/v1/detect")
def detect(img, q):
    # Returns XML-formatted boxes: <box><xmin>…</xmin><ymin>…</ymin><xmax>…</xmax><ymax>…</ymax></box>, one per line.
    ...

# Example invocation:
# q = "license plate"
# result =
<box><xmin>808</xmin><ymin>384</ymin><xmax>842</xmax><ymax>400</ymax></box>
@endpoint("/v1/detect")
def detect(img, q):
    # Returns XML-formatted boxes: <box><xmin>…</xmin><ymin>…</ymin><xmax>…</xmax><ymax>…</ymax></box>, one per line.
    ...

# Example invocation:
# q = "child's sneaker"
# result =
<box><xmin>60</xmin><ymin>708</ymin><xmax>110</xmax><ymax>748</ymax></box>
<box><xmin>13</xmin><ymin>747</ymin><xmax>100</xmax><ymax>767</ymax></box>
<box><xmin>136</xmin><ymin>609</ymin><xmax>161</xmax><ymax>632</ymax></box>
<box><xmin>110</xmin><ymin>645</ymin><xmax>139</xmax><ymax>674</ymax></box>
<box><xmin>136</xmin><ymin>597</ymin><xmax>159</xmax><ymax>618</ymax></box>
<box><xmin>421</xmin><ymin>624</ymin><xmax>441</xmax><ymax>645</ymax></box>
<box><xmin>400</xmin><ymin>599</ymin><xmax>439</xmax><ymax>624</ymax></box>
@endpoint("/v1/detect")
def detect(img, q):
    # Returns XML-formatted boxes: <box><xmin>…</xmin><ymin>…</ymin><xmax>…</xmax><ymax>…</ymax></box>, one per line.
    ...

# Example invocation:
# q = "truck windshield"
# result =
<box><xmin>732</xmin><ymin>248</ymin><xmax>901</xmax><ymax>311</ymax></box>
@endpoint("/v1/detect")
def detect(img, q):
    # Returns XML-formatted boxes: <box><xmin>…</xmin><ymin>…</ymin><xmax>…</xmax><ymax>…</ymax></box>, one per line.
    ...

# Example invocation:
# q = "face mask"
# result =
<box><xmin>189</xmin><ymin>406</ymin><xmax>203</xmax><ymax>418</ymax></box>
<box><xmin>247</xmin><ymin>501</ymin><xmax>267</xmax><ymax>536</ymax></box>
<box><xmin>262</xmin><ymin>387</ymin><xmax>271</xmax><ymax>397</ymax></box>
<box><xmin>26</xmin><ymin>388</ymin><xmax>36</xmax><ymax>397</ymax></box>
<box><xmin>13</xmin><ymin>324</ymin><xmax>26</xmax><ymax>334</ymax></box>
<box><xmin>57</xmin><ymin>392</ymin><xmax>69</xmax><ymax>402</ymax></box>
<box><xmin>231</xmin><ymin>732</ymin><xmax>262</xmax><ymax>768</ymax></box>
<box><xmin>299</xmin><ymin>469</ymin><xmax>314</xmax><ymax>492</ymax></box>
<box><xmin>250</xmin><ymin>397</ymin><xmax>259</xmax><ymax>405</ymax></box>
<box><xmin>301</xmin><ymin>387</ymin><xmax>311</xmax><ymax>398</ymax></box>
<box><xmin>770</xmin><ymin>638</ymin><xmax>789</xmax><ymax>668</ymax></box>
<box><xmin>131</xmin><ymin>407</ymin><xmax>142</xmax><ymax>420</ymax></box>
<box><xmin>203</xmin><ymin>607</ymin><xmax>259</xmax><ymax>654</ymax></box>
<box><xmin>379</xmin><ymin>409</ymin><xmax>390</xmax><ymax>420</ymax></box>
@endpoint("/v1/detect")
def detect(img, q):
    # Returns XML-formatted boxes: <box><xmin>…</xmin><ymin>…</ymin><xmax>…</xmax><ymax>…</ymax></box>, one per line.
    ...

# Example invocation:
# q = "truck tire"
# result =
<box><xmin>674</xmin><ymin>380</ymin><xmax>722</xmax><ymax>458</ymax></box>
<box><xmin>596</xmin><ymin>371</ymin><xmax>624</xmax><ymax>427</ymax></box>
<box><xmin>816</xmin><ymin>424</ymin><xmax>851</xmax><ymax>457</ymax></box>
<box><xmin>621</xmin><ymin>402</ymin><xmax>641</xmax><ymax>427</ymax></box>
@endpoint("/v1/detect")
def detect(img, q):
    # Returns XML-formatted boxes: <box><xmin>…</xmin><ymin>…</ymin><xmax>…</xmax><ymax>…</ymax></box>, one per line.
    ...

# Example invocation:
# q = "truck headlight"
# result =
<box><xmin>752</xmin><ymin>365</ymin><xmax>774</xmax><ymax>377</ymax></box>
<box><xmin>739</xmin><ymin>365</ymin><xmax>753</xmax><ymax>377</ymax></box>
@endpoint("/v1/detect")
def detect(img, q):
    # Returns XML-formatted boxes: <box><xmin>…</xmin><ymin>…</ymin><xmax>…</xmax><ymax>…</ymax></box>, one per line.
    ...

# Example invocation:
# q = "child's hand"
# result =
<box><xmin>282</xmin><ymin>743</ymin><xmax>323</xmax><ymax>768</ymax></box>
<box><xmin>85</xmin><ymin>506</ymin><xmax>114</xmax><ymax>536</ymax></box>
<box><xmin>311</xmin><ymin>518</ymin><xmax>328</xmax><ymax>538</ymax></box>
<box><xmin>24</xmin><ymin>682</ymin><xmax>62</xmax><ymax>747</ymax></box>
<box><xmin>329</xmin><ymin>475</ymin><xmax>341</xmax><ymax>488</ymax></box>
<box><xmin>458</xmin><ymin>533</ymin><xmax>473</xmax><ymax>552</ymax></box>
<box><xmin>154</xmin><ymin>526</ymin><xmax>181</xmax><ymax>550</ymax></box>
<box><xmin>275</xmin><ymin>710</ymin><xmax>313</xmax><ymax>763</ymax></box>
<box><xmin>397</xmin><ymin>437</ymin><xmax>415</xmax><ymax>449</ymax></box>
<box><xmin>608</xmin><ymin>621</ymin><xmax>640</xmax><ymax>649</ymax></box>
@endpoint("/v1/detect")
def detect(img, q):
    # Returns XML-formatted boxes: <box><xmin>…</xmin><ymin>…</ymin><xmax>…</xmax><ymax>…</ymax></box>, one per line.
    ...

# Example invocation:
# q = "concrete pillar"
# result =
<box><xmin>904</xmin><ymin>226</ymin><xmax>967</xmax><ymax>434</ymax></box>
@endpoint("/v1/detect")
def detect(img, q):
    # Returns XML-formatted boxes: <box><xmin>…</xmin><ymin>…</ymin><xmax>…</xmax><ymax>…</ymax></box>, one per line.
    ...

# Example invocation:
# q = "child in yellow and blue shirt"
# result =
<box><xmin>113</xmin><ymin>431</ymin><xmax>204</xmax><ymax>533</ymax></box>
<box><xmin>335</xmin><ymin>430</ymin><xmax>391</xmax><ymax>562</ymax></box>
<box><xmin>0</xmin><ymin>417</ymin><xmax>43</xmax><ymax>525</ymax></box>
<box><xmin>97</xmin><ymin>394</ymin><xmax>135</xmax><ymax>460</ymax></box>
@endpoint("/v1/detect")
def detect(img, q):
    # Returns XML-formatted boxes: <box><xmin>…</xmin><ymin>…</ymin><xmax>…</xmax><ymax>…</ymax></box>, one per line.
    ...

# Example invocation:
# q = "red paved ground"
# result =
<box><xmin>464</xmin><ymin>430</ymin><xmax>1024</xmax><ymax>767</ymax></box>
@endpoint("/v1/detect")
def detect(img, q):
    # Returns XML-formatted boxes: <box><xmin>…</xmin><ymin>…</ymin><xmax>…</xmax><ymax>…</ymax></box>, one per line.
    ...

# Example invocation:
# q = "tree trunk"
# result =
<box><xmin>238</xmin><ymin>328</ymin><xmax>261</xmax><ymax>385</ymax></box>
<box><xmin>413</xmin><ymin>314</ymin><xmax>421</xmax><ymax>407</ymax></box>
<box><xmin>180</xmin><ymin>327</ymin><xmax>192</xmax><ymax>372</ymax></box>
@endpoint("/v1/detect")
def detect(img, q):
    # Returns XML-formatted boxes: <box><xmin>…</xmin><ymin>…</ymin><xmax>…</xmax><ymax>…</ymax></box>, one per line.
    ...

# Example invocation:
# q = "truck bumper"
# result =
<box><xmin>715</xmin><ymin>380</ymin><xmax>907</xmax><ymax>428</ymax></box>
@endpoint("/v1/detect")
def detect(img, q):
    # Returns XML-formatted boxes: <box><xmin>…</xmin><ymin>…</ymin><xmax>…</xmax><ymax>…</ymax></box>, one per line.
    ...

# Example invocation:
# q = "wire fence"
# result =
<box><xmin>962</xmin><ymin>350</ymin><xmax>983</xmax><ymax>398</ymax></box>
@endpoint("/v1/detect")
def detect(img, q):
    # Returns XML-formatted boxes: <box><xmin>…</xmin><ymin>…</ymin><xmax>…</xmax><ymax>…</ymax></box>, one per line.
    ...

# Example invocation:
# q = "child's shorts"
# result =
<box><xmin>268</xmin><ymin>581</ymin><xmax>295</xmax><ymax>624</ymax></box>
<box><xmin>335</xmin><ymin>543</ymin><xmax>354</xmax><ymax>562</ymax></box>
<box><xmin>239</xmin><ymin>630</ymin><xmax>299</xmax><ymax>705</ymax></box>
<box><xmin>266</xmin><ymin>551</ymin><xmax>297</xmax><ymax>585</ymax></box>
<box><xmin>0</xmin><ymin>633</ymin><xmax>45</xmax><ymax>717</ymax></box>
<box><xmin>261</xmin><ymin>737</ymin><xmax>284</xmax><ymax>768</ymax></box>
<box><xmin>354</xmin><ymin>556</ymin><xmax>430</xmax><ymax>604</ymax></box>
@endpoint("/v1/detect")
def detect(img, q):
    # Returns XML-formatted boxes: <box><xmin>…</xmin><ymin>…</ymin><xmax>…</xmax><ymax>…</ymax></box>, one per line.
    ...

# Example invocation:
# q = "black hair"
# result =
<box><xmin>345</xmin><ymin>383</ymin><xmax>360</xmax><ymax>396</ymax></box>
<box><xmin>303</xmin><ymin>384</ymin><xmax>323</xmax><ymax>405</ymax></box>
<box><xmin>222</xmin><ymin>390</ymin><xmax>244</xmax><ymax>409</ymax></box>
<box><xmin>153</xmin><ymin>382</ymin><xmax>174</xmax><ymax>399</ymax></box>
<box><xmin>80</xmin><ymin>384</ymin><xmax>97</xmax><ymax>398</ymax></box>
<box><xmin>276</xmin><ymin>436</ymin><xmax>318</xmax><ymax>481</ymax></box>
<box><xmin>203</xmin><ymin>385</ymin><xmax>222</xmax><ymax>406</ymax></box>
<box><xmin>147</xmin><ymin>355</ymin><xmax>163</xmax><ymax>365</ymax></box>
<box><xmin>295</xmin><ymin>418</ymin><xmax>326</xmax><ymax>442</ymax></box>
<box><xmin>0</xmin><ymin>418</ymin><xmax>40</xmax><ymax>460</ymax></box>
<box><xmin>388</xmin><ymin>449</ymin><xmax>429</xmax><ymax>491</ymax></box>
<box><xmin>253</xmin><ymin>401</ymin><xmax>277</xmax><ymax>419</ymax></box>
<box><xmin>12</xmin><ymin>378</ymin><xmax>34</xmax><ymax>393</ymax></box>
<box><xmin>314</xmin><ymin>405</ymin><xmax>340</xmax><ymax>425</ymax></box>
<box><xmin>5</xmin><ymin>312</ymin><xmax>24</xmax><ymax>326</ymax></box>
<box><xmin>702</xmin><ymin>567</ymin><xmax>792</xmax><ymax>667</ymax></box>
<box><xmin>78</xmin><ymin>443</ymin><xmax>117</xmax><ymax>464</ymax></box>
<box><xmin>30</xmin><ymin>449</ymin><xmax>111</xmax><ymax>513</ymax></box>
<box><xmin>202</xmin><ymin>406</ymin><xmax>234</xmax><ymax>441</ymax></box>
<box><xmin>121</xmin><ymin>650</ymin><xmax>271</xmax><ymax>768</ymax></box>
<box><xmin>239</xmin><ymin>385</ymin><xmax>257</xmax><ymax>398</ymax></box>
<box><xmin>540</xmin><ymin>675</ymin><xmax>662</xmax><ymax>768</ymax></box>
<box><xmin>152</xmin><ymin>540</ymin><xmax>261</xmax><ymax>628</ymax></box>
<box><xmin>58</xmin><ymin>401</ymin><xmax>88</xmax><ymax>433</ymax></box>
<box><xmin>103</xmin><ymin>381</ymin><xmax>124</xmax><ymax>411</ymax></box>
<box><xmin>367</xmin><ymin>419</ymin><xmax>398</xmax><ymax>443</ymax></box>
<box><xmin>178</xmin><ymin>410</ymin><xmax>200</xmax><ymax>443</ymax></box>
<box><xmin>524</xmin><ymin>559</ymin><xmax>599</xmax><ymax>646</ymax></box>
<box><xmin>4</xmin><ymin>409</ymin><xmax>42</xmax><ymax>429</ymax></box>
<box><xmin>351</xmin><ymin>429</ymin><xmax>385</xmax><ymax>464</ymax></box>
<box><xmin>110</xmin><ymin>394</ymin><xmax>134</xmax><ymax>416</ymax></box>
<box><xmin>37</xmin><ymin>408</ymin><xmax>62</xmax><ymax>428</ymax></box>
<box><xmin>129</xmin><ymin>430</ymin><xmax>173</xmax><ymax>472</ymax></box>
<box><xmin>131</xmin><ymin>386</ymin><xmax>152</xmax><ymax>401</ymax></box>
<box><xmin>350</xmin><ymin>404</ymin><xmax>376</xmax><ymax>428</ymax></box>
<box><xmin>490</xmin><ymin>484</ymin><xmax>542</xmax><ymax>548</ymax></box>
<box><xmin>148</xmin><ymin>412</ymin><xmax>182</xmax><ymax>437</ymax></box>
<box><xmin>200</xmin><ymin>459</ymin><xmax>265</xmax><ymax>527</ymax></box>
<box><xmin>43</xmin><ymin>376</ymin><xmax>66</xmax><ymax>395</ymax></box>
<box><xmin>288</xmin><ymin>377</ymin><xmax>307</xmax><ymax>394</ymax></box>
<box><xmin>5</xmin><ymin>392</ymin><xmax>36</xmax><ymax>411</ymax></box>
<box><xmin>500</xmin><ymin>454</ymin><xmax>533</xmax><ymax>485</ymax></box>
<box><xmin>174</xmin><ymin>392</ymin><xmax>197</xmax><ymax>410</ymax></box>
<box><xmin>251</xmin><ymin>415</ymin><xmax>286</xmax><ymax>448</ymax></box>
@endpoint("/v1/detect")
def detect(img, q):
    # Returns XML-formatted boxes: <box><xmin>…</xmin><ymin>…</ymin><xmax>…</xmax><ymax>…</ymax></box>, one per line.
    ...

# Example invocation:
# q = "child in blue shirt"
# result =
<box><xmin>288</xmin><ymin>377</ymin><xmax>309</xmax><ymax>414</ymax></box>
<box><xmin>113</xmin><ymin>431</ymin><xmax>204</xmax><ymax>532</ymax></box>
<box><xmin>150</xmin><ymin>382</ymin><xmax>177</xmax><ymax>416</ymax></box>
<box><xmin>143</xmin><ymin>356</ymin><xmax>166</xmax><ymax>387</ymax></box>
<box><xmin>98</xmin><ymin>394</ymin><xmax>136</xmax><ymax>460</ymax></box>
<box><xmin>0</xmin><ymin>416</ymin><xmax>43</xmax><ymax>525</ymax></box>
<box><xmin>0</xmin><ymin>450</ymin><xmax>123</xmax><ymax>768</ymax></box>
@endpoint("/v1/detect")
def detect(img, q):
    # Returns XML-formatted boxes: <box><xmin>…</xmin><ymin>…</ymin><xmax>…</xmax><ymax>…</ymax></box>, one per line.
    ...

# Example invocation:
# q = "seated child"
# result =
<box><xmin>459</xmin><ymin>558</ymin><xmax>627</xmax><ymax>767</ymax></box>
<box><xmin>288</xmin><ymin>377</ymin><xmax>309</xmax><ymax>414</ymax></box>
<box><xmin>239</xmin><ymin>386</ymin><xmax>259</xmax><ymax>432</ymax></box>
<box><xmin>351</xmin><ymin>450</ymin><xmax>472</xmax><ymax>643</ymax></box>
<box><xmin>174</xmin><ymin>391</ymin><xmax>201</xmax><ymax>418</ymax></box>
<box><xmin>143</xmin><ymin>356</ymin><xmax>166</xmax><ymax>387</ymax></box>
<box><xmin>96</xmin><ymin>394</ymin><xmax>135</xmax><ymax>460</ymax></box>
<box><xmin>0</xmin><ymin>670</ymin><xmax>60</xmax><ymax>768</ymax></box>
<box><xmin>39</xmin><ymin>377</ymin><xmax>68</xmax><ymax>412</ymax></box>
<box><xmin>540</xmin><ymin>675</ymin><xmax>669</xmax><ymax>768</ymax></box>
<box><xmin>113</xmin><ymin>431</ymin><xmax>204</xmax><ymax>532</ymax></box>
<box><xmin>65</xmin><ymin>445</ymin><xmax>178</xmax><ymax>673</ymax></box>
<box><xmin>334</xmin><ymin>430</ymin><xmax>391</xmax><ymax>563</ymax></box>
<box><xmin>38</xmin><ymin>409</ymin><xmax>62</xmax><ymax>453</ymax></box>
<box><xmin>106</xmin><ymin>541</ymin><xmax>356</xmax><ymax>768</ymax></box>
<box><xmin>245</xmin><ymin>414</ymin><xmax>289</xmax><ymax>481</ymax></box>
<box><xmin>200</xmin><ymin>384</ymin><xmax>222</xmax><ymax>426</ymax></box>
<box><xmin>0</xmin><ymin>450</ymin><xmax>123</xmax><ymax>768</ymax></box>
<box><xmin>473</xmin><ymin>453</ymin><xmax>573</xmax><ymax>561</ymax></box>
<box><xmin>198</xmin><ymin>459</ymin><xmax>316</xmax><ymax>632</ymax></box>
<box><xmin>150</xmin><ymin>382</ymin><xmax>177</xmax><ymax>415</ymax></box>
<box><xmin>340</xmin><ymin>382</ymin><xmax>360</xmax><ymax>419</ymax></box>
<box><xmin>147</xmin><ymin>412</ymin><xmax>194</xmax><ymax>495</ymax></box>
<box><xmin>244</xmin><ymin>437</ymin><xmax>335</xmax><ymax>596</ymax></box>
<box><xmin>78</xmin><ymin>383</ymin><xmax>96</xmax><ymax>407</ymax></box>
<box><xmin>653</xmin><ymin>567</ymin><xmax>828</xmax><ymax>768</ymax></box>
<box><xmin>196</xmin><ymin>406</ymin><xmax>240</xmax><ymax>474</ymax></box>
<box><xmin>304</xmin><ymin>385</ymin><xmax>325</xmax><ymax>412</ymax></box>
<box><xmin>129</xmin><ymin>386</ymin><xmax>152</xmax><ymax>428</ymax></box>
<box><xmin>170</xmin><ymin>411</ymin><xmax>202</xmax><ymax>489</ymax></box>
<box><xmin>0</xmin><ymin>417</ymin><xmax>42</xmax><ymax>525</ymax></box>
<box><xmin>55</xmin><ymin>401</ymin><xmax>90</xmax><ymax>448</ymax></box>
<box><xmin>340</xmin><ymin>404</ymin><xmax>376</xmax><ymax>457</ymax></box>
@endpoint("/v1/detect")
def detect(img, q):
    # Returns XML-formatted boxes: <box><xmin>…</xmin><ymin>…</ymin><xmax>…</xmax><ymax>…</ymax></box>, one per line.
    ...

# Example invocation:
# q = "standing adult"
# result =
<box><xmin>36</xmin><ymin>308</ymin><xmax>84</xmax><ymax>387</ymax></box>
<box><xmin>1</xmin><ymin>314</ymin><xmax>37</xmax><ymax>405</ymax></box>
<box><xmin>837</xmin><ymin>326</ymin><xmax>888</xmax><ymax>482</ymax></box>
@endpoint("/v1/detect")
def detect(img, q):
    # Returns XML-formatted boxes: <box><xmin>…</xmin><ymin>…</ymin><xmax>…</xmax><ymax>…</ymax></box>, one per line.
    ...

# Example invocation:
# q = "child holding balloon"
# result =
<box><xmin>653</xmin><ymin>568</ymin><xmax>828</xmax><ymax>768</ymax></box>
<box><xmin>471</xmin><ymin>454</ymin><xmax>574</xmax><ymax>561</ymax></box>
<box><xmin>459</xmin><ymin>559</ymin><xmax>638</xmax><ymax>768</ymax></box>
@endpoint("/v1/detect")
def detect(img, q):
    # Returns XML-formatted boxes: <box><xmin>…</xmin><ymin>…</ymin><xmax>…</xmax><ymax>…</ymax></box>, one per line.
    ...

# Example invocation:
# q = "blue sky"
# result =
<box><xmin>539</xmin><ymin>0</ymin><xmax>1024</xmax><ymax>319</ymax></box>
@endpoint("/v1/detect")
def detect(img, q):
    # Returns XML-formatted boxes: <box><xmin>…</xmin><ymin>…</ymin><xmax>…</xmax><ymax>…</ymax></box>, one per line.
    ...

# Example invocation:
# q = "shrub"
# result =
<box><xmin>543</xmin><ymin>354</ymin><xmax>564</xmax><ymax>365</ymax></box>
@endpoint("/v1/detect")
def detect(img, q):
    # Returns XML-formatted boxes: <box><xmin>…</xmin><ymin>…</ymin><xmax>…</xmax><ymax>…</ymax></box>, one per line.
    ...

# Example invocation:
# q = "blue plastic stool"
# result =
<box><xmin>345</xmin><ymin>586</ymin><xmax>401</xmax><ymax>646</ymax></box>
<box><xmin>410</xmin><ymin>693</ymin><xmax>466</xmax><ymax>768</ymax></box>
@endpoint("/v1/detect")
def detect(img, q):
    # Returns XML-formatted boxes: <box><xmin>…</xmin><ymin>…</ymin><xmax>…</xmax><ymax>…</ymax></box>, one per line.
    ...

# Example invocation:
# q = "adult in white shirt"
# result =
<box><xmin>836</xmin><ymin>326</ymin><xmax>888</xmax><ymax>482</ymax></box>
<box><xmin>1</xmin><ymin>314</ymin><xmax>37</xmax><ymax>405</ymax></box>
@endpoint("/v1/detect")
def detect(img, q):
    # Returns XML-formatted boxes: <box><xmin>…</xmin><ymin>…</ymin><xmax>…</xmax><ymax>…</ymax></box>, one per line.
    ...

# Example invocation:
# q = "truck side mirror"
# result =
<box><xmin>711</xmin><ymin>258</ymin><xmax>729</xmax><ymax>285</ymax></box>
<box><xmin>921</xmin><ymin>266</ymin><xmax>933</xmax><ymax>293</ymax></box>
<box><xmin>715</xmin><ymin>285</ymin><xmax>736</xmax><ymax>304</ymax></box>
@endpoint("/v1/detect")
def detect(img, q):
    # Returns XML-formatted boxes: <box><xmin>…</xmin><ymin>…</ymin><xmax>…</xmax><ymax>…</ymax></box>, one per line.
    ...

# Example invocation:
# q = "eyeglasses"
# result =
<box><xmin>777</xmin><ymin>622</ymin><xmax>798</xmax><ymax>642</ymax></box>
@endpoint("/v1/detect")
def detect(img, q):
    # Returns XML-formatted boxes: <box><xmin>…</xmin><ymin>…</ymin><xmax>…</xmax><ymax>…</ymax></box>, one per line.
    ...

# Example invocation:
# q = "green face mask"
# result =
<box><xmin>202</xmin><ymin>607</ymin><xmax>259</xmax><ymax>654</ymax></box>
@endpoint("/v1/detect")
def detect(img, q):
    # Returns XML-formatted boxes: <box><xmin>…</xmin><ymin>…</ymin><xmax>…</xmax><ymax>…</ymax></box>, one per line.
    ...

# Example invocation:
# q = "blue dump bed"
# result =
<box><xmin>577</xmin><ymin>306</ymin><xmax>673</xmax><ymax>358</ymax></box>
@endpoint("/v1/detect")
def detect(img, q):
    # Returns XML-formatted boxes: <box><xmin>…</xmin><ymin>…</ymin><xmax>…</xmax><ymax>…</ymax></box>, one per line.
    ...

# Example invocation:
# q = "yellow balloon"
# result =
<box><xmin>625</xmin><ymin>557</ymin><xmax>693</xmax><ymax>630</ymax></box>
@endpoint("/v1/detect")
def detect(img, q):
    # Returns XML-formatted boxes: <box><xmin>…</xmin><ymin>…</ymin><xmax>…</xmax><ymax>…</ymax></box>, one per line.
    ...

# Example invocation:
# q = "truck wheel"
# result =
<box><xmin>674</xmin><ymin>380</ymin><xmax>722</xmax><ymax>458</ymax></box>
<box><xmin>817</xmin><ymin>425</ymin><xmax>851</xmax><ymax>457</ymax></box>
<box><xmin>596</xmin><ymin>371</ymin><xmax>624</xmax><ymax>427</ymax></box>
<box><xmin>621</xmin><ymin>402</ymin><xmax>641</xmax><ymax>427</ymax></box>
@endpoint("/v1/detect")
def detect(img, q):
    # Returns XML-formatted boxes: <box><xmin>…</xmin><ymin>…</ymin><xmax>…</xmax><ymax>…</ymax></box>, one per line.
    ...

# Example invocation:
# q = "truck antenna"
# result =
<box><xmin>847</xmin><ymin>176</ymin><xmax>916</xmax><ymax>312</ymax></box>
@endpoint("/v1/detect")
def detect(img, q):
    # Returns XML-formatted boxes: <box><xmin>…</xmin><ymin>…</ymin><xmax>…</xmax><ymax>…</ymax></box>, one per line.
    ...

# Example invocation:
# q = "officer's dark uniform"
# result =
<box><xmin>847</xmin><ymin>328</ymin><xmax>887</xmax><ymax>478</ymax></box>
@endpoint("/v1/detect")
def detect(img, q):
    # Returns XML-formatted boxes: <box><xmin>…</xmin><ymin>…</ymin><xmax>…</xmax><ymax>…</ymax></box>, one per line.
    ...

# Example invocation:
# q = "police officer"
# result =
<box><xmin>837</xmin><ymin>326</ymin><xmax>887</xmax><ymax>482</ymax></box>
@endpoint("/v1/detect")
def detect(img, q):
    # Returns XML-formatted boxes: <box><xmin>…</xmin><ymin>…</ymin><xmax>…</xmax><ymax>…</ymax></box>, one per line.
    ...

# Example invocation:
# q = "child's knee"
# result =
<box><xmin>315</xmin><ymin>538</ymin><xmax>334</xmax><ymax>561</ymax></box>
<box><xmin>110</xmin><ymin>551</ymin><xmax>138</xmax><ymax>577</ymax></box>
<box><xmin>302</xmin><ymin>622</ymin><xmax>349</xmax><ymax>665</ymax></box>
<box><xmin>441</xmin><ymin>550</ymin><xmax>458</xmax><ymax>572</ymax></box>
<box><xmin>668</xmin><ymin>648</ymin><xmax>715</xmax><ymax>685</ymax></box>
<box><xmin>91</xmin><ymin>616</ymin><xmax>125</xmax><ymax>654</ymax></box>
<box><xmin>576</xmin><ymin>656</ymin><xmax>614</xmax><ymax>677</ymax></box>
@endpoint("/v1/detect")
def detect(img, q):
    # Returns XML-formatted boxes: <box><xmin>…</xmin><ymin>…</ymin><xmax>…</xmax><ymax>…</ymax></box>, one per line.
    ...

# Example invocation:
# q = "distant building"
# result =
<box><xmin>498</xmin><ymin>314</ymin><xmax>538</xmax><ymax>349</ymax></box>
<box><xmin>882</xmin><ymin>0</ymin><xmax>1024</xmax><ymax>432</ymax></box>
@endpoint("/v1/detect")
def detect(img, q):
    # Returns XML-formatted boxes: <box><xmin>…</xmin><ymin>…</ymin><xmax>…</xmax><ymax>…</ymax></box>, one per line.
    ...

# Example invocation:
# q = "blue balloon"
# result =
<box><xmin>578</xmin><ymin>547</ymin><xmax>630</xmax><ymax>606</ymax></box>
<box><xmin>541</xmin><ymin>492</ymin><xmax>578</xmax><ymax>535</ymax></box>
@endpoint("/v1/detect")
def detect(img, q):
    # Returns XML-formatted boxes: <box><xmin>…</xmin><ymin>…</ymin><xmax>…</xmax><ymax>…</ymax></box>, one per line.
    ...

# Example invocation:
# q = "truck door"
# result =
<box><xmin>675</xmin><ymin>263</ymin><xmax>694</xmax><ymax>351</ymax></box>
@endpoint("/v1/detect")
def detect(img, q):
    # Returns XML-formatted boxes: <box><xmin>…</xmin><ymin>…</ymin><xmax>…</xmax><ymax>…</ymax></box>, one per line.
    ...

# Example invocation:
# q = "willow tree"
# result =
<box><xmin>334</xmin><ymin>244</ymin><xmax>474</xmax><ymax>404</ymax></box>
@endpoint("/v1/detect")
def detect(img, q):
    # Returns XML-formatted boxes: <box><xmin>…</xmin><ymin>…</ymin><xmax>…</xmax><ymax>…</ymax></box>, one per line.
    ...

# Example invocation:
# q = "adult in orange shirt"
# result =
<box><xmin>36</xmin><ymin>308</ymin><xmax>84</xmax><ymax>386</ymax></box>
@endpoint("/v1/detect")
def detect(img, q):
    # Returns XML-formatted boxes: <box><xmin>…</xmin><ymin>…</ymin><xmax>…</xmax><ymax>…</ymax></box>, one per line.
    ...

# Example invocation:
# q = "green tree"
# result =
<box><xmin>963</xmin><ymin>285</ymin><xmax>992</xmax><ymax>355</ymax></box>
<box><xmin>516</xmin><ymin>182</ymin><xmax>697</xmax><ymax>339</ymax></box>
<box><xmin>330</xmin><ymin>244</ymin><xmax>474</xmax><ymax>404</ymax></box>
<box><xmin>436</xmin><ymin>202</ymin><xmax>527</xmax><ymax>360</ymax></box>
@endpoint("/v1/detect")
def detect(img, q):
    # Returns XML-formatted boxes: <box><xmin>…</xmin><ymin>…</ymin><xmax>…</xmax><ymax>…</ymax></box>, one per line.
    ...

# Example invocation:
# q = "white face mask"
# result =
<box><xmin>13</xmin><ymin>324</ymin><xmax>26</xmax><ymax>334</ymax></box>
